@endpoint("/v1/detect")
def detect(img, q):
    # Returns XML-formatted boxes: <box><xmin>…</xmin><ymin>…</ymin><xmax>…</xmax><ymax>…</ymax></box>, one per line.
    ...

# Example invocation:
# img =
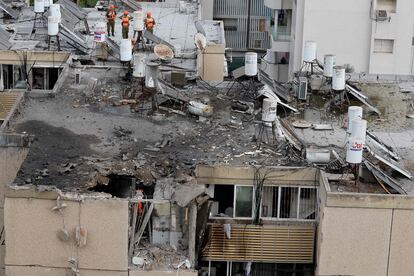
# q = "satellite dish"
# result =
<box><xmin>154</xmin><ymin>44</ymin><xmax>174</xmax><ymax>61</ymax></box>
<box><xmin>194</xmin><ymin>33</ymin><xmax>207</xmax><ymax>50</ymax></box>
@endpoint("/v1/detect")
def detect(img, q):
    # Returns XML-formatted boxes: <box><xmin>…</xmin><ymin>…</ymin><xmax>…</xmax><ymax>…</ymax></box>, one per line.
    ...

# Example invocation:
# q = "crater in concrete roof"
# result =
<box><xmin>14</xmin><ymin>120</ymin><xmax>99</xmax><ymax>189</ymax></box>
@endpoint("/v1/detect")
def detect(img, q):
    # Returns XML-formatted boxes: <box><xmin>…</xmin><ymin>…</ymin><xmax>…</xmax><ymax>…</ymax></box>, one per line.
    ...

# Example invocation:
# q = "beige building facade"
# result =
<box><xmin>317</xmin><ymin>172</ymin><xmax>414</xmax><ymax>276</ymax></box>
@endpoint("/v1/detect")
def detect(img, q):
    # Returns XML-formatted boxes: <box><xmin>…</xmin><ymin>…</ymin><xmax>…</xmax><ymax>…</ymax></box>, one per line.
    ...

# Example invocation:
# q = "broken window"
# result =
<box><xmin>210</xmin><ymin>185</ymin><xmax>253</xmax><ymax>218</ymax></box>
<box><xmin>2</xmin><ymin>65</ymin><xmax>13</xmax><ymax>89</ymax></box>
<box><xmin>13</xmin><ymin>65</ymin><xmax>25</xmax><ymax>89</ymax></box>
<box><xmin>1</xmin><ymin>65</ymin><xmax>26</xmax><ymax>89</ymax></box>
<box><xmin>210</xmin><ymin>185</ymin><xmax>234</xmax><ymax>217</ymax></box>
<box><xmin>32</xmin><ymin>67</ymin><xmax>61</xmax><ymax>90</ymax></box>
<box><xmin>261</xmin><ymin>186</ymin><xmax>317</xmax><ymax>220</ymax></box>
<box><xmin>32</xmin><ymin>68</ymin><xmax>45</xmax><ymax>89</ymax></box>
<box><xmin>234</xmin><ymin>186</ymin><xmax>253</xmax><ymax>218</ymax></box>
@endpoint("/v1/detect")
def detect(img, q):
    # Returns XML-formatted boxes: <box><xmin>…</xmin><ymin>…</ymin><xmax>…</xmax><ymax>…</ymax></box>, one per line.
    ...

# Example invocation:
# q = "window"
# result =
<box><xmin>253</xmin><ymin>39</ymin><xmax>263</xmax><ymax>49</ymax></box>
<box><xmin>32</xmin><ymin>67</ymin><xmax>61</xmax><ymax>90</ymax></box>
<box><xmin>209</xmin><ymin>185</ymin><xmax>253</xmax><ymax>219</ymax></box>
<box><xmin>299</xmin><ymin>187</ymin><xmax>317</xmax><ymax>220</ymax></box>
<box><xmin>374</xmin><ymin>39</ymin><xmax>394</xmax><ymax>53</ymax></box>
<box><xmin>223</xmin><ymin>19</ymin><xmax>237</xmax><ymax>32</ymax></box>
<box><xmin>234</xmin><ymin>186</ymin><xmax>253</xmax><ymax>218</ymax></box>
<box><xmin>279</xmin><ymin>187</ymin><xmax>298</xmax><ymax>219</ymax></box>
<box><xmin>259</xmin><ymin>19</ymin><xmax>266</xmax><ymax>32</ymax></box>
<box><xmin>261</xmin><ymin>186</ymin><xmax>278</xmax><ymax>217</ymax></box>
<box><xmin>261</xmin><ymin>186</ymin><xmax>317</xmax><ymax>220</ymax></box>
<box><xmin>377</xmin><ymin>0</ymin><xmax>397</xmax><ymax>13</ymax></box>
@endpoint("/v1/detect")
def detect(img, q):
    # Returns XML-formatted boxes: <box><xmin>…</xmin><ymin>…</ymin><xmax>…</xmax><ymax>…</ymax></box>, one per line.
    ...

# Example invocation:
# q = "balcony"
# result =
<box><xmin>264</xmin><ymin>0</ymin><xmax>293</xmax><ymax>10</ymax></box>
<box><xmin>201</xmin><ymin>223</ymin><xmax>315</xmax><ymax>263</ymax></box>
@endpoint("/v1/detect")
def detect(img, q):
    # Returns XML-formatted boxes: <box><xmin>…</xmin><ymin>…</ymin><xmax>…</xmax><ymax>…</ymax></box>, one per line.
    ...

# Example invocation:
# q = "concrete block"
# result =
<box><xmin>152</xmin><ymin>230</ymin><xmax>169</xmax><ymax>245</ymax></box>
<box><xmin>154</xmin><ymin>202</ymin><xmax>171</xmax><ymax>217</ymax></box>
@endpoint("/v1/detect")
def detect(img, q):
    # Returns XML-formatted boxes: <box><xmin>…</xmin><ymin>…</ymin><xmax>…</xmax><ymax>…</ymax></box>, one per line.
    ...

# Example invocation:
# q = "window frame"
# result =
<box><xmin>260</xmin><ymin>185</ymin><xmax>317</xmax><ymax>222</ymax></box>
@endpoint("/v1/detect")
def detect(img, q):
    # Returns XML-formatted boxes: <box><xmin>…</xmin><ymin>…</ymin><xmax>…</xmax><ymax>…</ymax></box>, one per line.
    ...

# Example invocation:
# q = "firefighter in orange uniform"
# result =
<box><xmin>120</xmin><ymin>11</ymin><xmax>133</xmax><ymax>39</ymax></box>
<box><xmin>106</xmin><ymin>5</ymin><xmax>116</xmax><ymax>37</ymax></box>
<box><xmin>144</xmin><ymin>11</ymin><xmax>155</xmax><ymax>34</ymax></box>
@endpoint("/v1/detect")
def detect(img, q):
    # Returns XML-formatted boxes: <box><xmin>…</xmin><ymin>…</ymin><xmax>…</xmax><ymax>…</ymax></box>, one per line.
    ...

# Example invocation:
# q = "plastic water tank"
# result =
<box><xmin>332</xmin><ymin>66</ymin><xmax>346</xmax><ymax>91</ymax></box>
<box><xmin>133</xmin><ymin>10</ymin><xmax>144</xmax><ymax>31</ymax></box>
<box><xmin>346</xmin><ymin>136</ymin><xmax>364</xmax><ymax>164</ymax></box>
<box><xmin>261</xmin><ymin>98</ymin><xmax>277</xmax><ymax>123</ymax></box>
<box><xmin>94</xmin><ymin>21</ymin><xmax>106</xmax><ymax>42</ymax></box>
<box><xmin>323</xmin><ymin>54</ymin><xmax>336</xmax><ymax>77</ymax></box>
<box><xmin>47</xmin><ymin>16</ymin><xmax>59</xmax><ymax>36</ymax></box>
<box><xmin>145</xmin><ymin>62</ymin><xmax>159</xmax><ymax>88</ymax></box>
<box><xmin>303</xmin><ymin>41</ymin><xmax>317</xmax><ymax>63</ymax></box>
<box><xmin>50</xmin><ymin>4</ymin><xmax>61</xmax><ymax>22</ymax></box>
<box><xmin>350</xmin><ymin>119</ymin><xmax>367</xmax><ymax>143</ymax></box>
<box><xmin>179</xmin><ymin>1</ymin><xmax>186</xmax><ymax>13</ymax></box>
<box><xmin>120</xmin><ymin>39</ymin><xmax>132</xmax><ymax>62</ymax></box>
<box><xmin>245</xmin><ymin>52</ymin><xmax>258</xmax><ymax>76</ymax></box>
<box><xmin>133</xmin><ymin>53</ymin><xmax>146</xmax><ymax>78</ymax></box>
<box><xmin>34</xmin><ymin>0</ymin><xmax>45</xmax><ymax>13</ymax></box>
<box><xmin>347</xmin><ymin>106</ymin><xmax>363</xmax><ymax>133</ymax></box>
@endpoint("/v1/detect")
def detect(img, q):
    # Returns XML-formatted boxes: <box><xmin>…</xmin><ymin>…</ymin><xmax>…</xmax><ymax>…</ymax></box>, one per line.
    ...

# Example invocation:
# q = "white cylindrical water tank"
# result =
<box><xmin>133</xmin><ymin>53</ymin><xmax>146</xmax><ymax>78</ymax></box>
<box><xmin>347</xmin><ymin>106</ymin><xmax>363</xmax><ymax>133</ymax></box>
<box><xmin>50</xmin><ymin>4</ymin><xmax>61</xmax><ymax>22</ymax></box>
<box><xmin>303</xmin><ymin>41</ymin><xmax>317</xmax><ymax>63</ymax></box>
<box><xmin>323</xmin><ymin>54</ymin><xmax>336</xmax><ymax>77</ymax></box>
<box><xmin>94</xmin><ymin>21</ymin><xmax>106</xmax><ymax>42</ymax></box>
<box><xmin>351</xmin><ymin>119</ymin><xmax>367</xmax><ymax>143</ymax></box>
<box><xmin>179</xmin><ymin>1</ymin><xmax>186</xmax><ymax>12</ymax></box>
<box><xmin>133</xmin><ymin>10</ymin><xmax>144</xmax><ymax>31</ymax></box>
<box><xmin>48</xmin><ymin>16</ymin><xmax>59</xmax><ymax>36</ymax></box>
<box><xmin>261</xmin><ymin>98</ymin><xmax>277</xmax><ymax>123</ymax></box>
<box><xmin>120</xmin><ymin>39</ymin><xmax>132</xmax><ymax>62</ymax></box>
<box><xmin>245</xmin><ymin>52</ymin><xmax>258</xmax><ymax>76</ymax></box>
<box><xmin>145</xmin><ymin>62</ymin><xmax>159</xmax><ymax>88</ymax></box>
<box><xmin>346</xmin><ymin>136</ymin><xmax>364</xmax><ymax>164</ymax></box>
<box><xmin>332</xmin><ymin>66</ymin><xmax>346</xmax><ymax>91</ymax></box>
<box><xmin>34</xmin><ymin>0</ymin><xmax>45</xmax><ymax>13</ymax></box>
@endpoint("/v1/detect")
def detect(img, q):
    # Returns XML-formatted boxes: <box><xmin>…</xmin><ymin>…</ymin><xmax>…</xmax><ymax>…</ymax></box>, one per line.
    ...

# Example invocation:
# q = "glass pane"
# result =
<box><xmin>280</xmin><ymin>187</ymin><xmax>298</xmax><ymax>219</ymax></box>
<box><xmin>261</xmin><ymin>186</ymin><xmax>278</xmax><ymax>218</ymax></box>
<box><xmin>235</xmin><ymin>186</ymin><xmax>253</xmax><ymax>218</ymax></box>
<box><xmin>299</xmin><ymin>188</ymin><xmax>317</xmax><ymax>220</ymax></box>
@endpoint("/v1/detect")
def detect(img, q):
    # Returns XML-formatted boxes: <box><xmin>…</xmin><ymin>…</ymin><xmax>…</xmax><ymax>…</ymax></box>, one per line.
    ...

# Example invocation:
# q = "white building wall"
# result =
<box><xmin>266</xmin><ymin>0</ymin><xmax>414</xmax><ymax>79</ymax></box>
<box><xmin>300</xmin><ymin>0</ymin><xmax>373</xmax><ymax>74</ymax></box>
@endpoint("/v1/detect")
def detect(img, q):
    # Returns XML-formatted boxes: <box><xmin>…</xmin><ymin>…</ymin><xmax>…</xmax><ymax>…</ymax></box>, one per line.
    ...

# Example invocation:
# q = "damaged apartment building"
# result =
<box><xmin>2</xmin><ymin>0</ymin><xmax>414</xmax><ymax>275</ymax></box>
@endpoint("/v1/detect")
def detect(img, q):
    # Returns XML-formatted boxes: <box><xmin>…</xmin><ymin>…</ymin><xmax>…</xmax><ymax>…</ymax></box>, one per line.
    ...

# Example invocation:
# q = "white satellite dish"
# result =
<box><xmin>154</xmin><ymin>44</ymin><xmax>174</xmax><ymax>61</ymax></box>
<box><xmin>194</xmin><ymin>33</ymin><xmax>207</xmax><ymax>50</ymax></box>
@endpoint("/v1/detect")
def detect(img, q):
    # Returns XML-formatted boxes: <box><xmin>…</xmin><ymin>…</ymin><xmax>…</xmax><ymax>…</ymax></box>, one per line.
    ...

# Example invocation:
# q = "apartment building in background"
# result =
<box><xmin>260</xmin><ymin>0</ymin><xmax>414</xmax><ymax>82</ymax></box>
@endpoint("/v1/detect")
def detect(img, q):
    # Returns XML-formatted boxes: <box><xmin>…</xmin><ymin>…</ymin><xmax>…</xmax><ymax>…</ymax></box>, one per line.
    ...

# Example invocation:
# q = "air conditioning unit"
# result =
<box><xmin>376</xmin><ymin>10</ymin><xmax>388</xmax><ymax>21</ymax></box>
<box><xmin>297</xmin><ymin>77</ymin><xmax>308</xmax><ymax>100</ymax></box>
